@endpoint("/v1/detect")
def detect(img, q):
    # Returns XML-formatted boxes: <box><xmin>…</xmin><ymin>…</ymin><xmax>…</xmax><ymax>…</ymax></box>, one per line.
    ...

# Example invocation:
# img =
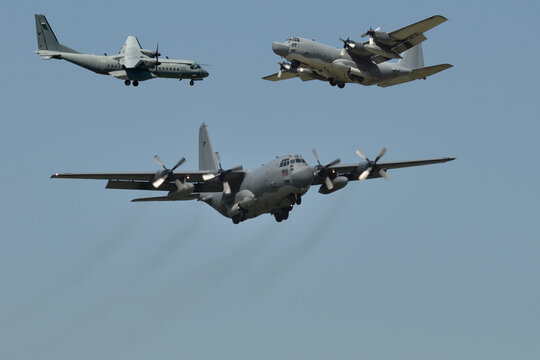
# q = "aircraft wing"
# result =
<box><xmin>51</xmin><ymin>169</ymin><xmax>246</xmax><ymax>199</ymax></box>
<box><xmin>312</xmin><ymin>157</ymin><xmax>455</xmax><ymax>185</ymax></box>
<box><xmin>352</xmin><ymin>15</ymin><xmax>447</xmax><ymax>64</ymax></box>
<box><xmin>389</xmin><ymin>15</ymin><xmax>447</xmax><ymax>41</ymax></box>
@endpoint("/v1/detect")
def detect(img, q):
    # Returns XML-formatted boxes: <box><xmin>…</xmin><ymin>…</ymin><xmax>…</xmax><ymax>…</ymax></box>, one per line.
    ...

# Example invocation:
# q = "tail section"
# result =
<box><xmin>199</xmin><ymin>123</ymin><xmax>218</xmax><ymax>171</ymax></box>
<box><xmin>35</xmin><ymin>14</ymin><xmax>79</xmax><ymax>53</ymax></box>
<box><xmin>397</xmin><ymin>43</ymin><xmax>424</xmax><ymax>70</ymax></box>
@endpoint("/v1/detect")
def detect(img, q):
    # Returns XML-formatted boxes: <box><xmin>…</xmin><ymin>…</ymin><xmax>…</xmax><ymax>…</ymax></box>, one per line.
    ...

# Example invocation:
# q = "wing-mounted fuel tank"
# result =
<box><xmin>318</xmin><ymin>176</ymin><xmax>348</xmax><ymax>194</ymax></box>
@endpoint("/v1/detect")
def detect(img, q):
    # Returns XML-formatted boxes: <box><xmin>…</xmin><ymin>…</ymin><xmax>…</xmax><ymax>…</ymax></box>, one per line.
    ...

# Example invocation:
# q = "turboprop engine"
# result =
<box><xmin>167</xmin><ymin>179</ymin><xmax>195</xmax><ymax>200</ymax></box>
<box><xmin>229</xmin><ymin>190</ymin><xmax>257</xmax><ymax>218</ymax></box>
<box><xmin>318</xmin><ymin>176</ymin><xmax>348</xmax><ymax>194</ymax></box>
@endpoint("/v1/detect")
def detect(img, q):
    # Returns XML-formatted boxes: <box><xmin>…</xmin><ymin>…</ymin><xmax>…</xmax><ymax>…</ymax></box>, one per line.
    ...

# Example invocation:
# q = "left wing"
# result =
<box><xmin>312</xmin><ymin>157</ymin><xmax>455</xmax><ymax>185</ymax></box>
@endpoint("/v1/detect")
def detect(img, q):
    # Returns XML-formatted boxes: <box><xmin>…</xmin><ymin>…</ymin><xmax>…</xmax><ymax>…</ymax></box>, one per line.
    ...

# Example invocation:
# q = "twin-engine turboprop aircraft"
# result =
<box><xmin>52</xmin><ymin>123</ymin><xmax>455</xmax><ymax>224</ymax></box>
<box><xmin>34</xmin><ymin>14</ymin><xmax>209</xmax><ymax>86</ymax></box>
<box><xmin>264</xmin><ymin>15</ymin><xmax>452</xmax><ymax>88</ymax></box>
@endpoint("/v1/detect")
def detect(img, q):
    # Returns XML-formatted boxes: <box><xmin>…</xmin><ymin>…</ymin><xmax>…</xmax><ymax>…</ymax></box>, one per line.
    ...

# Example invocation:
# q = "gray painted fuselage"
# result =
<box><xmin>202</xmin><ymin>155</ymin><xmax>314</xmax><ymax>220</ymax></box>
<box><xmin>273</xmin><ymin>37</ymin><xmax>410</xmax><ymax>85</ymax></box>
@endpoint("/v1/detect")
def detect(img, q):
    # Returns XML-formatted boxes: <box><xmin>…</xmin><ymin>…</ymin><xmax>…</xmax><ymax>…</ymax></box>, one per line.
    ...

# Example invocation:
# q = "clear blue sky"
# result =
<box><xmin>1</xmin><ymin>1</ymin><xmax>539</xmax><ymax>359</ymax></box>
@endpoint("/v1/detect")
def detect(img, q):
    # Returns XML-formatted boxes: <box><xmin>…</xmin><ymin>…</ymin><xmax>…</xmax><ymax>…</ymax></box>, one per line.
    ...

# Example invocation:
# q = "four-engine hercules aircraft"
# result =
<box><xmin>52</xmin><ymin>123</ymin><xmax>455</xmax><ymax>224</ymax></box>
<box><xmin>263</xmin><ymin>15</ymin><xmax>452</xmax><ymax>88</ymax></box>
<box><xmin>34</xmin><ymin>14</ymin><xmax>209</xmax><ymax>86</ymax></box>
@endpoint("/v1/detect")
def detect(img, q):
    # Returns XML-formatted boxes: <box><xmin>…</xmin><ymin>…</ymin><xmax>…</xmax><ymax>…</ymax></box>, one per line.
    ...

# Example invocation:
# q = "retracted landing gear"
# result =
<box><xmin>273</xmin><ymin>206</ymin><xmax>292</xmax><ymax>222</ymax></box>
<box><xmin>232</xmin><ymin>208</ymin><xmax>247</xmax><ymax>224</ymax></box>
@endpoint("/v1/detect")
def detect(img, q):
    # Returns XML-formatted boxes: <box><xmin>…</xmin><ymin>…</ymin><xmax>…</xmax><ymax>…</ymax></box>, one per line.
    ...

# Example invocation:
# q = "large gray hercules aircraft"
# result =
<box><xmin>52</xmin><ymin>123</ymin><xmax>455</xmax><ymax>224</ymax></box>
<box><xmin>34</xmin><ymin>14</ymin><xmax>209</xmax><ymax>86</ymax></box>
<box><xmin>264</xmin><ymin>15</ymin><xmax>452</xmax><ymax>88</ymax></box>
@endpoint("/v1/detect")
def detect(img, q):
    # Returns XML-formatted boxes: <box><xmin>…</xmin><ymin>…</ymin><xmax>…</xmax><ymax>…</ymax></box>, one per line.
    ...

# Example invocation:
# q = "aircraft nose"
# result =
<box><xmin>272</xmin><ymin>42</ymin><xmax>289</xmax><ymax>57</ymax></box>
<box><xmin>291</xmin><ymin>166</ymin><xmax>315</xmax><ymax>188</ymax></box>
<box><xmin>201</xmin><ymin>68</ymin><xmax>209</xmax><ymax>78</ymax></box>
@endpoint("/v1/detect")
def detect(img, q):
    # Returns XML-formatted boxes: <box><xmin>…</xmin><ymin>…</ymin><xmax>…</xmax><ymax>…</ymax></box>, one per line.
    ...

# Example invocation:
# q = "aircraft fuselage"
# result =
<box><xmin>273</xmin><ymin>37</ymin><xmax>411</xmax><ymax>86</ymax></box>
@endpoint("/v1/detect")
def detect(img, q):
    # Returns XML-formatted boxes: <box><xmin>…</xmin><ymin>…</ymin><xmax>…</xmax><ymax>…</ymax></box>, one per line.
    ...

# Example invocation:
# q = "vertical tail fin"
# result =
<box><xmin>199</xmin><ymin>123</ymin><xmax>218</xmax><ymax>171</ymax></box>
<box><xmin>397</xmin><ymin>43</ymin><xmax>424</xmax><ymax>70</ymax></box>
<box><xmin>35</xmin><ymin>14</ymin><xmax>79</xmax><ymax>53</ymax></box>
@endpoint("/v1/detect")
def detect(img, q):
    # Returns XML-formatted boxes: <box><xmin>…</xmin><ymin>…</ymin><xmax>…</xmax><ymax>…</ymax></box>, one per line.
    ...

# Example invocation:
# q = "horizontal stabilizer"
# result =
<box><xmin>131</xmin><ymin>196</ymin><xmax>172</xmax><ymax>202</ymax></box>
<box><xmin>410</xmin><ymin>63</ymin><xmax>453</xmax><ymax>79</ymax></box>
<box><xmin>263</xmin><ymin>72</ymin><xmax>297</xmax><ymax>81</ymax></box>
<box><xmin>377</xmin><ymin>63</ymin><xmax>452</xmax><ymax>87</ymax></box>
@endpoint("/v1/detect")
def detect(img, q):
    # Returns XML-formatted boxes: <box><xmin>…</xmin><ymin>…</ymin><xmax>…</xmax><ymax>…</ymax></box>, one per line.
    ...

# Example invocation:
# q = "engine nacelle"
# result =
<box><xmin>348</xmin><ymin>67</ymin><xmax>366</xmax><ymax>82</ymax></box>
<box><xmin>229</xmin><ymin>190</ymin><xmax>257</xmax><ymax>218</ymax></box>
<box><xmin>140</xmin><ymin>49</ymin><xmax>160</xmax><ymax>57</ymax></box>
<box><xmin>318</xmin><ymin>176</ymin><xmax>348</xmax><ymax>194</ymax></box>
<box><xmin>364</xmin><ymin>43</ymin><xmax>401</xmax><ymax>59</ymax></box>
<box><xmin>372</xmin><ymin>30</ymin><xmax>390</xmax><ymax>42</ymax></box>
<box><xmin>167</xmin><ymin>180</ymin><xmax>195</xmax><ymax>200</ymax></box>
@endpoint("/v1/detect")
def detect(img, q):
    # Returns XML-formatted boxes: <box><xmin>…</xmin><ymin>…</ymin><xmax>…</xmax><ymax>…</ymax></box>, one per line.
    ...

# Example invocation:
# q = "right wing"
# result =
<box><xmin>51</xmin><ymin>169</ymin><xmax>245</xmax><ymax>200</ymax></box>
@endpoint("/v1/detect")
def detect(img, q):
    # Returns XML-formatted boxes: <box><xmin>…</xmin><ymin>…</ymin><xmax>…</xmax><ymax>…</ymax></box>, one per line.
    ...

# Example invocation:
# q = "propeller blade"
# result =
<box><xmin>379</xmin><ymin>169</ymin><xmax>390</xmax><ymax>180</ymax></box>
<box><xmin>202</xmin><ymin>173</ymin><xmax>217</xmax><ymax>181</ymax></box>
<box><xmin>359</xmin><ymin>167</ymin><xmax>372</xmax><ymax>181</ymax></box>
<box><xmin>152</xmin><ymin>176</ymin><xmax>166</xmax><ymax>188</ymax></box>
<box><xmin>215</xmin><ymin>151</ymin><xmax>222</xmax><ymax>169</ymax></box>
<box><xmin>324</xmin><ymin>176</ymin><xmax>334</xmax><ymax>190</ymax></box>
<box><xmin>154</xmin><ymin>155</ymin><xmax>166</xmax><ymax>169</ymax></box>
<box><xmin>222</xmin><ymin>181</ymin><xmax>231</xmax><ymax>195</ymax></box>
<box><xmin>312</xmin><ymin>149</ymin><xmax>321</xmax><ymax>165</ymax></box>
<box><xmin>228</xmin><ymin>165</ymin><xmax>243</xmax><ymax>172</ymax></box>
<box><xmin>278</xmin><ymin>69</ymin><xmax>282</xmax><ymax>78</ymax></box>
<box><xmin>356</xmin><ymin>149</ymin><xmax>368</xmax><ymax>161</ymax></box>
<box><xmin>375</xmin><ymin>147</ymin><xmax>387</xmax><ymax>161</ymax></box>
<box><xmin>171</xmin><ymin>157</ymin><xmax>186</xmax><ymax>171</ymax></box>
<box><xmin>325</xmin><ymin>158</ymin><xmax>340</xmax><ymax>168</ymax></box>
<box><xmin>340</xmin><ymin>48</ymin><xmax>345</xmax><ymax>57</ymax></box>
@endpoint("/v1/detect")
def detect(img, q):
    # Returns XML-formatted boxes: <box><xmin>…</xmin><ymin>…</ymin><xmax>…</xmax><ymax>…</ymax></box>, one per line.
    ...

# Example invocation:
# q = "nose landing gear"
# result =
<box><xmin>190</xmin><ymin>79</ymin><xmax>195</xmax><ymax>86</ymax></box>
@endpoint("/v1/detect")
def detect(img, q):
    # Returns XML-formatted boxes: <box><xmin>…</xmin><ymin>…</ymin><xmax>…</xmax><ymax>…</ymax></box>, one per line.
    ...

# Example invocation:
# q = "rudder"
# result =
<box><xmin>397</xmin><ymin>43</ymin><xmax>424</xmax><ymax>70</ymax></box>
<box><xmin>35</xmin><ymin>14</ymin><xmax>79</xmax><ymax>53</ymax></box>
<box><xmin>199</xmin><ymin>123</ymin><xmax>218</xmax><ymax>171</ymax></box>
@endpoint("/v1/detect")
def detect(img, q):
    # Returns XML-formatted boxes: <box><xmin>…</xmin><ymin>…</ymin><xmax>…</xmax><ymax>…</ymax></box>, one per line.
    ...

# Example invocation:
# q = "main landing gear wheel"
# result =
<box><xmin>190</xmin><ymin>79</ymin><xmax>195</xmax><ymax>86</ymax></box>
<box><xmin>274</xmin><ymin>208</ymin><xmax>291</xmax><ymax>222</ymax></box>
<box><xmin>132</xmin><ymin>80</ymin><xmax>139</xmax><ymax>87</ymax></box>
<box><xmin>124</xmin><ymin>80</ymin><xmax>131</xmax><ymax>86</ymax></box>
<box><xmin>329</xmin><ymin>78</ymin><xmax>336</xmax><ymax>86</ymax></box>
<box><xmin>337</xmin><ymin>83</ymin><xmax>345</xmax><ymax>88</ymax></box>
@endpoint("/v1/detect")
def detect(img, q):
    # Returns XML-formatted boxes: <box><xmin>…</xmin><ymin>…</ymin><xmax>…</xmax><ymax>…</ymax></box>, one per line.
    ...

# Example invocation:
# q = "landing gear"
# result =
<box><xmin>329</xmin><ymin>78</ymin><xmax>336</xmax><ymax>86</ymax></box>
<box><xmin>190</xmin><ymin>79</ymin><xmax>195</xmax><ymax>86</ymax></box>
<box><xmin>273</xmin><ymin>207</ymin><xmax>291</xmax><ymax>222</ymax></box>
<box><xmin>288</xmin><ymin>194</ymin><xmax>302</xmax><ymax>205</ymax></box>
<box><xmin>232</xmin><ymin>208</ymin><xmax>247</xmax><ymax>224</ymax></box>
<box><xmin>132</xmin><ymin>80</ymin><xmax>139</xmax><ymax>87</ymax></box>
<box><xmin>124</xmin><ymin>80</ymin><xmax>131</xmax><ymax>86</ymax></box>
<box><xmin>337</xmin><ymin>83</ymin><xmax>345</xmax><ymax>89</ymax></box>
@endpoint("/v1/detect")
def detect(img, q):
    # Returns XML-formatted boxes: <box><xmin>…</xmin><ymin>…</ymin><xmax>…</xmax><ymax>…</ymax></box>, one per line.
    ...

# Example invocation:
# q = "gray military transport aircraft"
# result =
<box><xmin>264</xmin><ymin>15</ymin><xmax>451</xmax><ymax>88</ymax></box>
<box><xmin>34</xmin><ymin>14</ymin><xmax>209</xmax><ymax>86</ymax></box>
<box><xmin>52</xmin><ymin>123</ymin><xmax>455</xmax><ymax>224</ymax></box>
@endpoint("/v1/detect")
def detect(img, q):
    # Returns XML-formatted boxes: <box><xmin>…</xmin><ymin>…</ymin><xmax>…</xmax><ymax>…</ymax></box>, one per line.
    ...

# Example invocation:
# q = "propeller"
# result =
<box><xmin>312</xmin><ymin>149</ymin><xmax>340</xmax><ymax>190</ymax></box>
<box><xmin>361</xmin><ymin>27</ymin><xmax>380</xmax><ymax>45</ymax></box>
<box><xmin>201</xmin><ymin>152</ymin><xmax>242</xmax><ymax>195</ymax></box>
<box><xmin>154</xmin><ymin>43</ymin><xmax>161</xmax><ymax>70</ymax></box>
<box><xmin>356</xmin><ymin>147</ymin><xmax>389</xmax><ymax>181</ymax></box>
<box><xmin>152</xmin><ymin>155</ymin><xmax>185</xmax><ymax>188</ymax></box>
<box><xmin>339</xmin><ymin>37</ymin><xmax>355</xmax><ymax>56</ymax></box>
<box><xmin>277</xmin><ymin>61</ymin><xmax>291</xmax><ymax>78</ymax></box>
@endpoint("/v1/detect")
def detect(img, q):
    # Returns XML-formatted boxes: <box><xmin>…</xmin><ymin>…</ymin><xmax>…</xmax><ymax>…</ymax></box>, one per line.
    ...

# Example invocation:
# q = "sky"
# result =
<box><xmin>1</xmin><ymin>1</ymin><xmax>539</xmax><ymax>359</ymax></box>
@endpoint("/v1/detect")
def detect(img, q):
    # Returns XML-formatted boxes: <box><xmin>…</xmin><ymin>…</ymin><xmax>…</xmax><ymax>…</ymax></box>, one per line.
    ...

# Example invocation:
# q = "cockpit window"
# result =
<box><xmin>286</xmin><ymin>36</ymin><xmax>300</xmax><ymax>43</ymax></box>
